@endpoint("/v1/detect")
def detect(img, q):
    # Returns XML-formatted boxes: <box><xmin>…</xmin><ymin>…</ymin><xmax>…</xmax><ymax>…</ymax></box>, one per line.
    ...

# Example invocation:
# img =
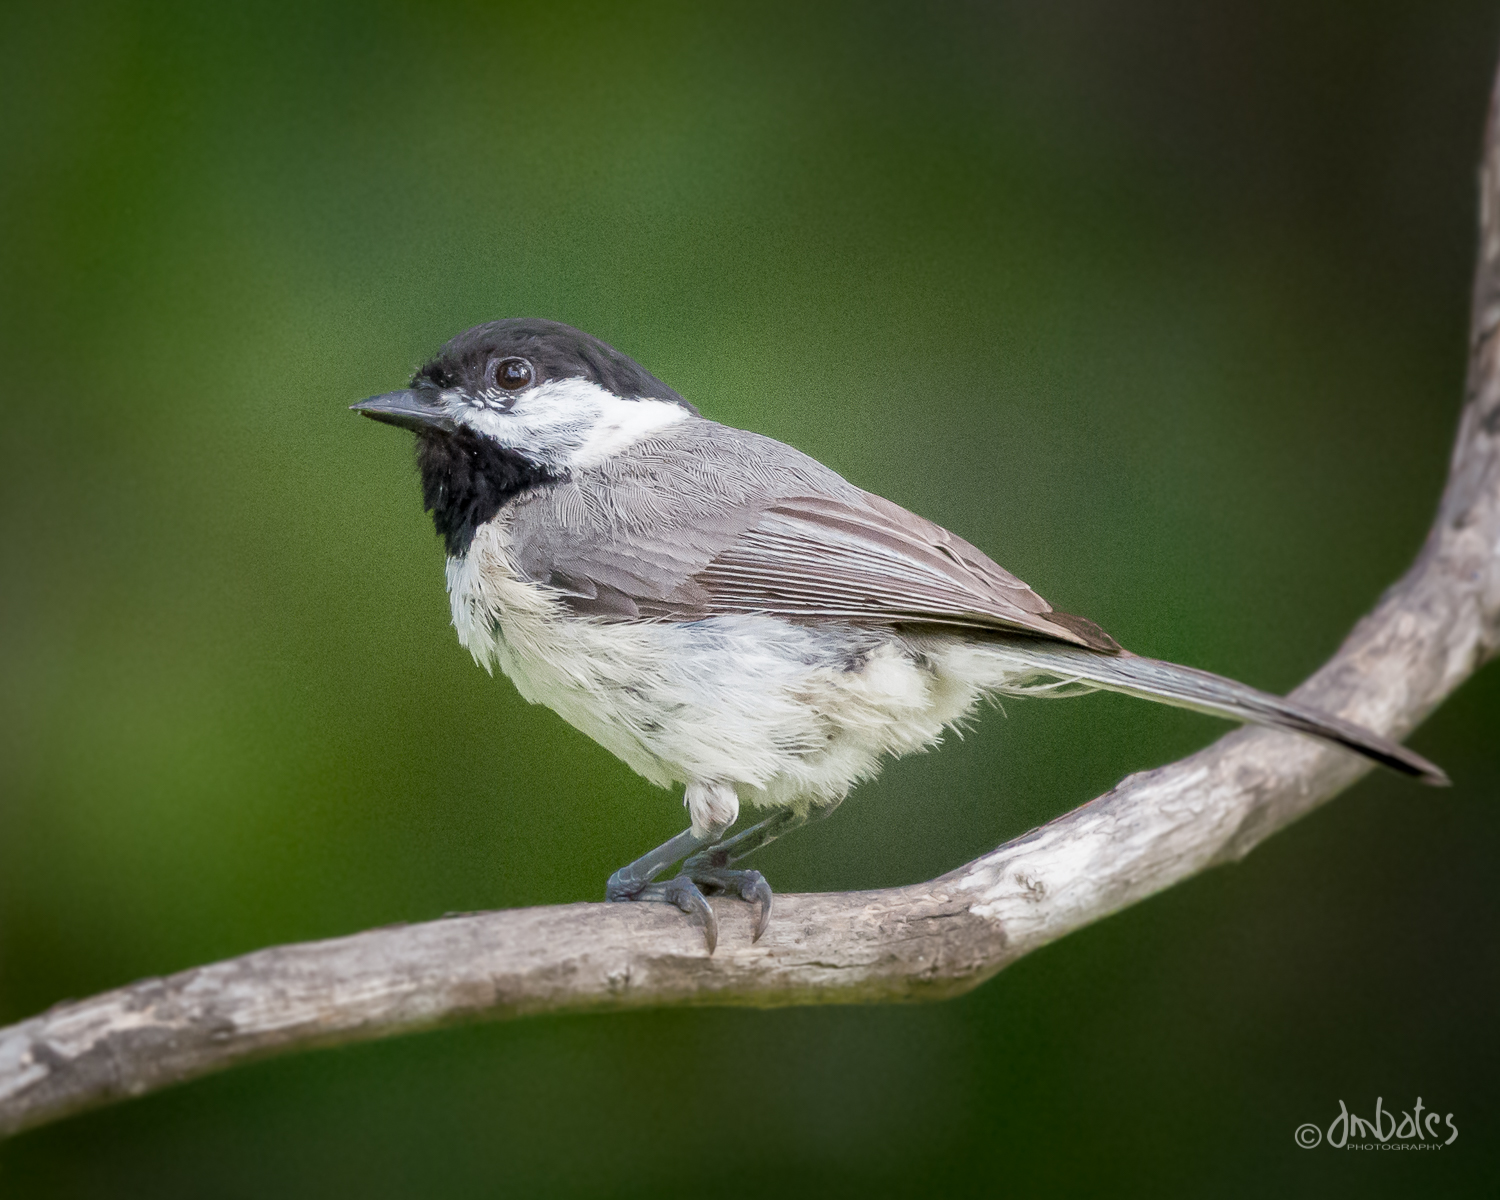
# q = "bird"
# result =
<box><xmin>352</xmin><ymin>318</ymin><xmax>1447</xmax><ymax>952</ymax></box>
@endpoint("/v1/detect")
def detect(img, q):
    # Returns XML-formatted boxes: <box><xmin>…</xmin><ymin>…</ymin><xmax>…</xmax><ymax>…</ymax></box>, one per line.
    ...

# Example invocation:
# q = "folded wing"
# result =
<box><xmin>505</xmin><ymin>421</ymin><xmax>1118</xmax><ymax>652</ymax></box>
<box><xmin>684</xmin><ymin>491</ymin><xmax>1120</xmax><ymax>650</ymax></box>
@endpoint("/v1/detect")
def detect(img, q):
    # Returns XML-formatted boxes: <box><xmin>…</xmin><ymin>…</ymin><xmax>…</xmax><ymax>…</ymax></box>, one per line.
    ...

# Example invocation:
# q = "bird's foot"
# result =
<box><xmin>606</xmin><ymin>857</ymin><xmax>773</xmax><ymax>954</ymax></box>
<box><xmin>682</xmin><ymin>852</ymin><xmax>774</xmax><ymax>942</ymax></box>
<box><xmin>608</xmin><ymin>872</ymin><xmax>721</xmax><ymax>953</ymax></box>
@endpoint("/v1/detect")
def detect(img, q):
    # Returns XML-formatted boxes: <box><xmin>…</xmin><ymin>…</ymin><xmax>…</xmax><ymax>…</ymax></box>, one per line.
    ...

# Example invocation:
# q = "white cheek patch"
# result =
<box><xmin>454</xmin><ymin>376</ymin><xmax>689</xmax><ymax>469</ymax></box>
<box><xmin>569</xmin><ymin>394</ymin><xmax>690</xmax><ymax>468</ymax></box>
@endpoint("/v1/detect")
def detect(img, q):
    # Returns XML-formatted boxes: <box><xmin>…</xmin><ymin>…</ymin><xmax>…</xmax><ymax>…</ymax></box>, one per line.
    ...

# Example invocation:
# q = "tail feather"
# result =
<box><xmin>975</xmin><ymin>640</ymin><xmax>1449</xmax><ymax>786</ymax></box>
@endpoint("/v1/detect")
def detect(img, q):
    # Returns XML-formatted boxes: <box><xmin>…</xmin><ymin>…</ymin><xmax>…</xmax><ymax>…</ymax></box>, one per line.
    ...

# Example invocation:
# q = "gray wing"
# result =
<box><xmin>506</xmin><ymin>418</ymin><xmax>1121</xmax><ymax>652</ymax></box>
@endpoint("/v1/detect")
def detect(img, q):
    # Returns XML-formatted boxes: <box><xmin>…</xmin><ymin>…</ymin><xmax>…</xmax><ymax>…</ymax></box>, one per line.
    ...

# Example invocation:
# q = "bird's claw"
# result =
<box><xmin>607</xmin><ymin>864</ymin><xmax>774</xmax><ymax>952</ymax></box>
<box><xmin>687</xmin><ymin>865</ymin><xmax>774</xmax><ymax>942</ymax></box>
<box><xmin>613</xmin><ymin>873</ymin><xmax>719</xmax><ymax>953</ymax></box>
<box><xmin>661</xmin><ymin>873</ymin><xmax>718</xmax><ymax>954</ymax></box>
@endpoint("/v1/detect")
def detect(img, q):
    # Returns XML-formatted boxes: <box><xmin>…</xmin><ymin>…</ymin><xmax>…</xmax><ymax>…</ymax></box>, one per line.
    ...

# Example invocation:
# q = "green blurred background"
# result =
<box><xmin>2</xmin><ymin>1</ymin><xmax>1497</xmax><ymax>1195</ymax></box>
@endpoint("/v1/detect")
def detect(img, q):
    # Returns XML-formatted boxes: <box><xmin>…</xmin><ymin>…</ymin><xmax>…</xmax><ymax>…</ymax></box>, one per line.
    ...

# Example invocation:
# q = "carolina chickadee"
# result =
<box><xmin>353</xmin><ymin>319</ymin><xmax>1446</xmax><ymax>951</ymax></box>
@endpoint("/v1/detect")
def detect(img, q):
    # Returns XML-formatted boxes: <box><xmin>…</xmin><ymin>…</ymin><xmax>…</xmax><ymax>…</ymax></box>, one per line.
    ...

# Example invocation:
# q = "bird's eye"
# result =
<box><xmin>495</xmin><ymin>357</ymin><xmax>533</xmax><ymax>390</ymax></box>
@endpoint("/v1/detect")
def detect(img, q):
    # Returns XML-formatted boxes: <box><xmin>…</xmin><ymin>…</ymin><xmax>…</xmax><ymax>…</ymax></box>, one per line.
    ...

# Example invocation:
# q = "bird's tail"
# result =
<box><xmin>958</xmin><ymin>638</ymin><xmax>1448</xmax><ymax>785</ymax></box>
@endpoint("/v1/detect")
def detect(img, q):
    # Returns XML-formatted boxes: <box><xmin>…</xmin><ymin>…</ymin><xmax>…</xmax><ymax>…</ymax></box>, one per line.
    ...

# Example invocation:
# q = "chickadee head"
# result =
<box><xmin>353</xmin><ymin>319</ymin><xmax>698</xmax><ymax>553</ymax></box>
<box><xmin>352</xmin><ymin>319</ymin><xmax>696</xmax><ymax>468</ymax></box>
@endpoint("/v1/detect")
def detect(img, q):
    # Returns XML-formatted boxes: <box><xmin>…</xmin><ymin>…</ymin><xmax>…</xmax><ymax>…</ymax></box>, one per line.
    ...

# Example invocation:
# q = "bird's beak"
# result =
<box><xmin>350</xmin><ymin>389</ymin><xmax>458</xmax><ymax>434</ymax></box>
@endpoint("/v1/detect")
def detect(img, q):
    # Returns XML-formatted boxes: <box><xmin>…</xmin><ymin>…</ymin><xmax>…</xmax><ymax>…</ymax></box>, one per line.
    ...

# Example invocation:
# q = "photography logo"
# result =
<box><xmin>1294</xmin><ymin>1097</ymin><xmax>1457</xmax><ymax>1150</ymax></box>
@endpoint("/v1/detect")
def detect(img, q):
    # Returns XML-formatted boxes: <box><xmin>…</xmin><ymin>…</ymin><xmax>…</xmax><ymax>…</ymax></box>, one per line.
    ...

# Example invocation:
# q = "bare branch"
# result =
<box><xmin>4</xmin><ymin>78</ymin><xmax>1499</xmax><ymax>1146</ymax></box>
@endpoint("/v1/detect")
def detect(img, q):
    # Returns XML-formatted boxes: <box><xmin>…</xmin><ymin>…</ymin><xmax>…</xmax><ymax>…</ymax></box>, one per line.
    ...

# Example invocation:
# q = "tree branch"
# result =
<box><xmin>5</xmin><ymin>81</ymin><xmax>1500</xmax><ymax>1146</ymax></box>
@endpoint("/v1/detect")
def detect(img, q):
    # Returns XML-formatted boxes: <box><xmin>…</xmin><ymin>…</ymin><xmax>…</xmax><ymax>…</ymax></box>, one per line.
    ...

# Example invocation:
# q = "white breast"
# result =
<box><xmin>445</xmin><ymin>519</ymin><xmax>991</xmax><ymax>817</ymax></box>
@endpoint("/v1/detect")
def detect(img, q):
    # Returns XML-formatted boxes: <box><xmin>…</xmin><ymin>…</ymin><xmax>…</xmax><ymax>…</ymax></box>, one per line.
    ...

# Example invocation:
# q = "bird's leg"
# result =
<box><xmin>605</xmin><ymin>826</ymin><xmax>714</xmax><ymax>898</ymax></box>
<box><xmin>605</xmin><ymin>825</ymin><xmax>725</xmax><ymax>946</ymax></box>
<box><xmin>606</xmin><ymin>826</ymin><xmax>731</xmax><ymax>950</ymax></box>
<box><xmin>675</xmin><ymin>808</ymin><xmax>807</xmax><ymax>943</ymax></box>
<box><xmin>606</xmin><ymin>787</ymin><xmax>806</xmax><ymax>952</ymax></box>
<box><xmin>609</xmin><ymin>774</ymin><xmax>750</xmax><ymax>954</ymax></box>
<box><xmin>685</xmin><ymin>808</ymin><xmax>804</xmax><ymax>869</ymax></box>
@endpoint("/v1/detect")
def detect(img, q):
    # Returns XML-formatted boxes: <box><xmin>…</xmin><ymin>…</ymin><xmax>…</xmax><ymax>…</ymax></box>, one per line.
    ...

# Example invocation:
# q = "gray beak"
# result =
<box><xmin>350</xmin><ymin>389</ymin><xmax>458</xmax><ymax>434</ymax></box>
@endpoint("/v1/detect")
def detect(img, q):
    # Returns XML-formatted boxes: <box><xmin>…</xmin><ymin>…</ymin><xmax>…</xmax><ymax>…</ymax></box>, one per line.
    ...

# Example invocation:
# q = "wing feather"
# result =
<box><xmin>682</xmin><ymin>495</ymin><xmax>1115</xmax><ymax>648</ymax></box>
<box><xmin>504</xmin><ymin>419</ymin><xmax>1120</xmax><ymax>651</ymax></box>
